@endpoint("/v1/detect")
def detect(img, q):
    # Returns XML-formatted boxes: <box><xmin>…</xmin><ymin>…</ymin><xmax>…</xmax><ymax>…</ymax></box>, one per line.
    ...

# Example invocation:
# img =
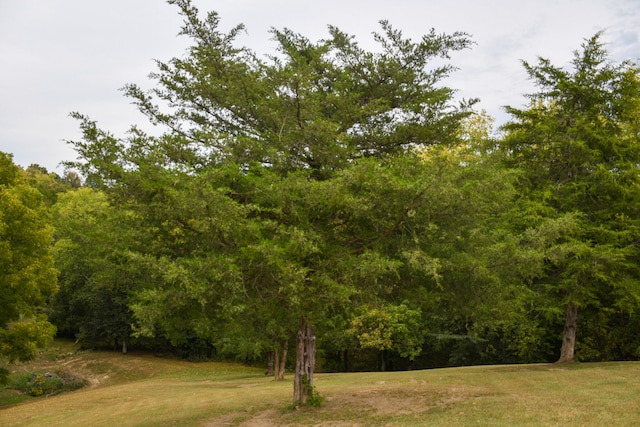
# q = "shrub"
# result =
<box><xmin>7</xmin><ymin>370</ymin><xmax>87</xmax><ymax>396</ymax></box>
<box><xmin>302</xmin><ymin>376</ymin><xmax>324</xmax><ymax>407</ymax></box>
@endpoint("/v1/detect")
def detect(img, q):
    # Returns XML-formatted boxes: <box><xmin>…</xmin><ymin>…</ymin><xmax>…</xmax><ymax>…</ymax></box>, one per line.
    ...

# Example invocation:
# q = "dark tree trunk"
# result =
<box><xmin>274</xmin><ymin>349</ymin><xmax>280</xmax><ymax>379</ymax></box>
<box><xmin>293</xmin><ymin>318</ymin><xmax>316</xmax><ymax>405</ymax></box>
<box><xmin>267</xmin><ymin>350</ymin><xmax>275</xmax><ymax>376</ymax></box>
<box><xmin>380</xmin><ymin>350</ymin><xmax>386</xmax><ymax>372</ymax></box>
<box><xmin>557</xmin><ymin>303</ymin><xmax>578</xmax><ymax>363</ymax></box>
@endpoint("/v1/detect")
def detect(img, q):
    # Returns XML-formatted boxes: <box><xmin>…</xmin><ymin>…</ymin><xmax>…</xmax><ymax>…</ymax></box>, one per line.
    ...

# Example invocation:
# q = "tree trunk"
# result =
<box><xmin>557</xmin><ymin>303</ymin><xmax>578</xmax><ymax>363</ymax></box>
<box><xmin>279</xmin><ymin>341</ymin><xmax>288</xmax><ymax>379</ymax></box>
<box><xmin>267</xmin><ymin>350</ymin><xmax>275</xmax><ymax>376</ymax></box>
<box><xmin>293</xmin><ymin>318</ymin><xmax>316</xmax><ymax>405</ymax></box>
<box><xmin>122</xmin><ymin>339</ymin><xmax>128</xmax><ymax>354</ymax></box>
<box><xmin>274</xmin><ymin>340</ymin><xmax>288</xmax><ymax>381</ymax></box>
<box><xmin>380</xmin><ymin>350</ymin><xmax>386</xmax><ymax>372</ymax></box>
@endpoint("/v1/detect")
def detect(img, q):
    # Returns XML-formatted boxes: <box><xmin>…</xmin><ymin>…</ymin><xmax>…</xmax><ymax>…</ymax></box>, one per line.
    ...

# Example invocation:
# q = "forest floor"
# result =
<box><xmin>2</xmin><ymin>340</ymin><xmax>640</xmax><ymax>426</ymax></box>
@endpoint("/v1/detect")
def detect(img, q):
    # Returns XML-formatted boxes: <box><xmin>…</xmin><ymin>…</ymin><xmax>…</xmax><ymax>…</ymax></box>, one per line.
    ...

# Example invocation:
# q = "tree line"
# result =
<box><xmin>2</xmin><ymin>0</ymin><xmax>639</xmax><ymax>405</ymax></box>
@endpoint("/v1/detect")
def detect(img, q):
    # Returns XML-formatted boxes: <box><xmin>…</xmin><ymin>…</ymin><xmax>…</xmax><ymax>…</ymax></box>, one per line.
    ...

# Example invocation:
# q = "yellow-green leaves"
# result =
<box><xmin>348</xmin><ymin>303</ymin><xmax>423</xmax><ymax>360</ymax></box>
<box><xmin>0</xmin><ymin>152</ymin><xmax>57</xmax><ymax>364</ymax></box>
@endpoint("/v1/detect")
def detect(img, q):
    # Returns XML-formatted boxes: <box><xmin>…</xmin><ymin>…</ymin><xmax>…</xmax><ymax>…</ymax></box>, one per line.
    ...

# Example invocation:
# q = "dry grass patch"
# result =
<box><xmin>2</xmin><ymin>343</ymin><xmax>640</xmax><ymax>426</ymax></box>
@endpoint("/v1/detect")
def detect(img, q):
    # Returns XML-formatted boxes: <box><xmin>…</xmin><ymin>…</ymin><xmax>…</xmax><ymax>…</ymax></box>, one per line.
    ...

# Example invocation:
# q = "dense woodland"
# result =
<box><xmin>2</xmin><ymin>0</ymin><xmax>640</xmax><ymax>404</ymax></box>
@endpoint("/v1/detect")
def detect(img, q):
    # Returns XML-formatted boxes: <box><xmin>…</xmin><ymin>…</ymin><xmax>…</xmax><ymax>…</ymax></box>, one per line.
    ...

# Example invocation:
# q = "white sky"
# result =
<box><xmin>1</xmin><ymin>0</ymin><xmax>638</xmax><ymax>173</ymax></box>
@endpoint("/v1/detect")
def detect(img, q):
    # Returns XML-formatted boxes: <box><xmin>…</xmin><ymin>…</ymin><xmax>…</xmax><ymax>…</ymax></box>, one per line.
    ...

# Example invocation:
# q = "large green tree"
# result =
<box><xmin>0</xmin><ymin>152</ymin><xmax>57</xmax><ymax>380</ymax></box>
<box><xmin>502</xmin><ymin>34</ymin><xmax>640</xmax><ymax>362</ymax></box>
<box><xmin>67</xmin><ymin>0</ymin><xmax>482</xmax><ymax>404</ymax></box>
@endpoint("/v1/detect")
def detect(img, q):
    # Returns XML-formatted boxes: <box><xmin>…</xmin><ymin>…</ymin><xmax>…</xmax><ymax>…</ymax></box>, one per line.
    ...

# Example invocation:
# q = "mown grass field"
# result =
<box><xmin>2</xmin><ymin>340</ymin><xmax>640</xmax><ymax>426</ymax></box>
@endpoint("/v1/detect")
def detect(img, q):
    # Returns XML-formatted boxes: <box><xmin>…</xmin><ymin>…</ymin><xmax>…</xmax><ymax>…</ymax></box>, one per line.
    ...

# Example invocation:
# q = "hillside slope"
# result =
<box><xmin>2</xmin><ymin>341</ymin><xmax>640</xmax><ymax>426</ymax></box>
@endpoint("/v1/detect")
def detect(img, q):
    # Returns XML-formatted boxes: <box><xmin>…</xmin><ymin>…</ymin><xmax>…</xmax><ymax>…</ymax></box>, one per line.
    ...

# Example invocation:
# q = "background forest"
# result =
<box><xmin>2</xmin><ymin>0</ymin><xmax>640</xmax><ymax>405</ymax></box>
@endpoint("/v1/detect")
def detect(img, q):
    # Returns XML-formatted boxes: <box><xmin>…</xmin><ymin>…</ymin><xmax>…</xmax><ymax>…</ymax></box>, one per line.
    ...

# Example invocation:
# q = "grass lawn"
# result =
<box><xmin>2</xmin><ymin>340</ymin><xmax>640</xmax><ymax>426</ymax></box>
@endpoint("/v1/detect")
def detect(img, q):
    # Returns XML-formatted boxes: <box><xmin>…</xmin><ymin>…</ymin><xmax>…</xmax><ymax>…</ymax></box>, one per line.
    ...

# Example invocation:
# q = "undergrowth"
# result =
<box><xmin>7</xmin><ymin>369</ymin><xmax>87</xmax><ymax>397</ymax></box>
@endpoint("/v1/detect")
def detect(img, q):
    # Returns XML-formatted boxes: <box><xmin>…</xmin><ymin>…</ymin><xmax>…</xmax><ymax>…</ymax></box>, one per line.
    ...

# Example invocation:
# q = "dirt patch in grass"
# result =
<box><xmin>204</xmin><ymin>379</ymin><xmax>485</xmax><ymax>426</ymax></box>
<box><xmin>328</xmin><ymin>387</ymin><xmax>465</xmax><ymax>416</ymax></box>
<box><xmin>209</xmin><ymin>407</ymin><xmax>281</xmax><ymax>427</ymax></box>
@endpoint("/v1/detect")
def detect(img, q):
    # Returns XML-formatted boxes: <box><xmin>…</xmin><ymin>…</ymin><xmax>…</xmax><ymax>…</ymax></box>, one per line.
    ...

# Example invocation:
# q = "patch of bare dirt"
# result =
<box><xmin>203</xmin><ymin>382</ymin><xmax>479</xmax><ymax>426</ymax></box>
<box><xmin>207</xmin><ymin>408</ymin><xmax>281</xmax><ymax>427</ymax></box>
<box><xmin>53</xmin><ymin>356</ymin><xmax>107</xmax><ymax>388</ymax></box>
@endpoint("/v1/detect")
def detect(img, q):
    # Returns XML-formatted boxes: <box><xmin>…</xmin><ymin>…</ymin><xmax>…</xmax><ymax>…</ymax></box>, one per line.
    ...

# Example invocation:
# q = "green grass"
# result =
<box><xmin>2</xmin><ymin>342</ymin><xmax>640</xmax><ymax>426</ymax></box>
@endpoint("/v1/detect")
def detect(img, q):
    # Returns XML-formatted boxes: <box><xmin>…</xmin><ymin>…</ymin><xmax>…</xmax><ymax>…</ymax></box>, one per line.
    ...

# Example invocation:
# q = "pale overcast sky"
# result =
<box><xmin>1</xmin><ymin>0</ymin><xmax>638</xmax><ymax>173</ymax></box>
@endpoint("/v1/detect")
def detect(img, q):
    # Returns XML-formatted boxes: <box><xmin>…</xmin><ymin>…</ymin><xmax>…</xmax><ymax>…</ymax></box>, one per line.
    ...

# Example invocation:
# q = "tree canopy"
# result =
<box><xmin>0</xmin><ymin>152</ymin><xmax>57</xmax><ymax>380</ymax></box>
<box><xmin>502</xmin><ymin>33</ymin><xmax>640</xmax><ymax>362</ymax></box>
<box><xmin>63</xmin><ymin>0</ymin><xmax>488</xmax><ymax>404</ymax></box>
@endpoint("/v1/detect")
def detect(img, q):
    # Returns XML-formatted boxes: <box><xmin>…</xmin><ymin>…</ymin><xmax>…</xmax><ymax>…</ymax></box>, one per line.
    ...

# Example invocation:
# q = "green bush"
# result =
<box><xmin>302</xmin><ymin>376</ymin><xmax>325</xmax><ymax>407</ymax></box>
<box><xmin>7</xmin><ymin>371</ymin><xmax>32</xmax><ymax>392</ymax></box>
<box><xmin>0</xmin><ymin>367</ymin><xmax>9</xmax><ymax>385</ymax></box>
<box><xmin>7</xmin><ymin>370</ymin><xmax>86</xmax><ymax>397</ymax></box>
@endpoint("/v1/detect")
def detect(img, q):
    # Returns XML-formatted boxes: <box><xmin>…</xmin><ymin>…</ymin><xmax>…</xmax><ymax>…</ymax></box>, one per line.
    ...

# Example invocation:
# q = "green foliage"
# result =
<box><xmin>54</xmin><ymin>1</ymin><xmax>640</xmax><ymax>373</ymax></box>
<box><xmin>63</xmin><ymin>0</ymin><xmax>486</xmax><ymax>374</ymax></box>
<box><xmin>24</xmin><ymin>164</ymin><xmax>81</xmax><ymax>206</ymax></box>
<box><xmin>0</xmin><ymin>152</ymin><xmax>58</xmax><ymax>365</ymax></box>
<box><xmin>51</xmin><ymin>188</ymin><xmax>140</xmax><ymax>350</ymax></box>
<box><xmin>6</xmin><ymin>370</ymin><xmax>86</xmax><ymax>397</ymax></box>
<box><xmin>0</xmin><ymin>316</ymin><xmax>57</xmax><ymax>364</ymax></box>
<box><xmin>348</xmin><ymin>303</ymin><xmax>424</xmax><ymax>361</ymax></box>
<box><xmin>300</xmin><ymin>374</ymin><xmax>324</xmax><ymax>407</ymax></box>
<box><xmin>71</xmin><ymin>0</ymin><xmax>474</xmax><ymax>183</ymax></box>
<box><xmin>501</xmin><ymin>33</ymin><xmax>640</xmax><ymax>360</ymax></box>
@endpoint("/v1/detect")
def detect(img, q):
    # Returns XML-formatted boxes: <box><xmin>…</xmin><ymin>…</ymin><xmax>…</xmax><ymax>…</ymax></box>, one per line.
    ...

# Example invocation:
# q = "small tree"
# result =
<box><xmin>348</xmin><ymin>303</ymin><xmax>424</xmax><ymax>371</ymax></box>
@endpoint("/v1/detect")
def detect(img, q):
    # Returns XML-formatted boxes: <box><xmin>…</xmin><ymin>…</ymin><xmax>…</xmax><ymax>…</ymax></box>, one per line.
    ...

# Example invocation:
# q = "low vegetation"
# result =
<box><xmin>6</xmin><ymin>370</ymin><xmax>86</xmax><ymax>398</ymax></box>
<box><xmin>1</xmin><ymin>341</ymin><xmax>640</xmax><ymax>426</ymax></box>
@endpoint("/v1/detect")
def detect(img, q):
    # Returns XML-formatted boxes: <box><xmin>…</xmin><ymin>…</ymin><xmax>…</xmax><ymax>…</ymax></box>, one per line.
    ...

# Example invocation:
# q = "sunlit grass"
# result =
<box><xmin>2</xmin><ymin>342</ymin><xmax>640</xmax><ymax>426</ymax></box>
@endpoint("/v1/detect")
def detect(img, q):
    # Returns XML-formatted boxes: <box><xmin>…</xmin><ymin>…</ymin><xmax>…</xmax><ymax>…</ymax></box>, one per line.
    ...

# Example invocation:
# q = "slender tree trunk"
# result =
<box><xmin>380</xmin><ymin>350</ymin><xmax>386</xmax><ymax>372</ymax></box>
<box><xmin>274</xmin><ymin>340</ymin><xmax>288</xmax><ymax>381</ymax></box>
<box><xmin>267</xmin><ymin>350</ymin><xmax>275</xmax><ymax>377</ymax></box>
<box><xmin>557</xmin><ymin>303</ymin><xmax>578</xmax><ymax>363</ymax></box>
<box><xmin>279</xmin><ymin>341</ymin><xmax>288</xmax><ymax>379</ymax></box>
<box><xmin>122</xmin><ymin>339</ymin><xmax>128</xmax><ymax>354</ymax></box>
<box><xmin>293</xmin><ymin>318</ymin><xmax>316</xmax><ymax>405</ymax></box>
